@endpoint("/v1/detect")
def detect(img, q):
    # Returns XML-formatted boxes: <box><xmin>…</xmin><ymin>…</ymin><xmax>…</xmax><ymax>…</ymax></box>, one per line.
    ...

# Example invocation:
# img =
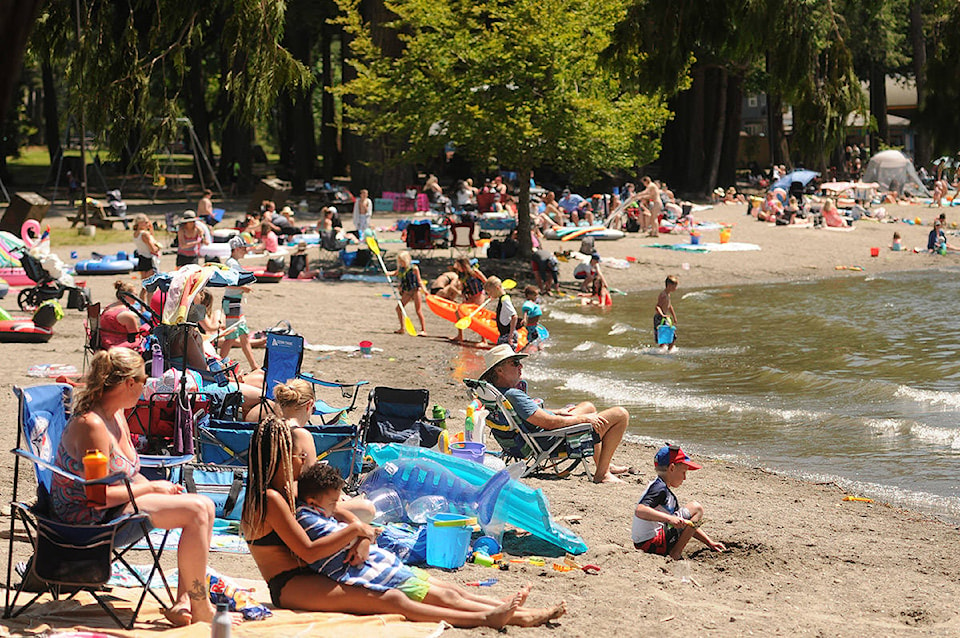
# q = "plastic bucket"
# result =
<box><xmin>449</xmin><ymin>441</ymin><xmax>485</xmax><ymax>464</ymax></box>
<box><xmin>690</xmin><ymin>233</ymin><xmax>700</xmax><ymax>245</ymax></box>
<box><xmin>870</xmin><ymin>247</ymin><xmax>880</xmax><ymax>257</ymax></box>
<box><xmin>359</xmin><ymin>340</ymin><xmax>372</xmax><ymax>355</ymax></box>
<box><xmin>426</xmin><ymin>513</ymin><xmax>475</xmax><ymax>569</ymax></box>
<box><xmin>719</xmin><ymin>228</ymin><xmax>731</xmax><ymax>244</ymax></box>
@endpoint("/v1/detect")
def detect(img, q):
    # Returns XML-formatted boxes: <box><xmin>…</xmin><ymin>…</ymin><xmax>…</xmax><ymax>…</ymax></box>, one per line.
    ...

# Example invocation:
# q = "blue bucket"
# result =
<box><xmin>426</xmin><ymin>513</ymin><xmax>475</xmax><ymax>569</ymax></box>
<box><xmin>656</xmin><ymin>322</ymin><xmax>676</xmax><ymax>345</ymax></box>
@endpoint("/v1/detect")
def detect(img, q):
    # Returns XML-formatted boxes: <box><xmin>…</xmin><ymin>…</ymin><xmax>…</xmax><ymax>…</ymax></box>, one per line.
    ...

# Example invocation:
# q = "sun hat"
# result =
<box><xmin>181</xmin><ymin>210</ymin><xmax>197</xmax><ymax>221</ymax></box>
<box><xmin>654</xmin><ymin>444</ymin><xmax>701</xmax><ymax>470</ymax></box>
<box><xmin>296</xmin><ymin>241</ymin><xmax>308</xmax><ymax>252</ymax></box>
<box><xmin>229</xmin><ymin>236</ymin><xmax>250</xmax><ymax>250</ymax></box>
<box><xmin>480</xmin><ymin>344</ymin><xmax>528</xmax><ymax>380</ymax></box>
<box><xmin>280</xmin><ymin>205</ymin><xmax>295</xmax><ymax>216</ymax></box>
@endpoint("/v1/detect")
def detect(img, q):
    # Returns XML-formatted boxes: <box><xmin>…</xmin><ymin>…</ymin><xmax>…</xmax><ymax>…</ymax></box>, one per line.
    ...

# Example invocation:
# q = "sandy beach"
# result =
<box><xmin>2</xmin><ymin>200</ymin><xmax>959</xmax><ymax>637</ymax></box>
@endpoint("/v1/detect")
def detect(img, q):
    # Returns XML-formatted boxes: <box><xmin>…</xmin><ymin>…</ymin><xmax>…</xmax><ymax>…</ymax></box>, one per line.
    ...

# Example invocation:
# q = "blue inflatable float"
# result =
<box><xmin>74</xmin><ymin>251</ymin><xmax>135</xmax><ymax>275</ymax></box>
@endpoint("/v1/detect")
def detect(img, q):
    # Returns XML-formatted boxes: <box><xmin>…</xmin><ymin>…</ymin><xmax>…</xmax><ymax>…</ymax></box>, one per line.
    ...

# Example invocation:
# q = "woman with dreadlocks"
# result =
<box><xmin>242</xmin><ymin>416</ymin><xmax>556</xmax><ymax>627</ymax></box>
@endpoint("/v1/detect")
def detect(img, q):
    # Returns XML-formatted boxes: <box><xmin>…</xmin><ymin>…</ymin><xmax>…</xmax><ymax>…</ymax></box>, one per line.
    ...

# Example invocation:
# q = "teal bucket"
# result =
<box><xmin>426</xmin><ymin>513</ymin><xmax>475</xmax><ymax>569</ymax></box>
<box><xmin>656</xmin><ymin>322</ymin><xmax>676</xmax><ymax>345</ymax></box>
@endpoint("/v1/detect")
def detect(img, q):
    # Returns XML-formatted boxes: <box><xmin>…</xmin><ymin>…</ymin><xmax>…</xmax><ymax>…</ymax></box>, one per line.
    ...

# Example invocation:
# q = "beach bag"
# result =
<box><xmin>266</xmin><ymin>257</ymin><xmax>285</xmax><ymax>273</ymax></box>
<box><xmin>181</xmin><ymin>464</ymin><xmax>246</xmax><ymax>520</ymax></box>
<box><xmin>578</xmin><ymin>236</ymin><xmax>595</xmax><ymax>256</ymax></box>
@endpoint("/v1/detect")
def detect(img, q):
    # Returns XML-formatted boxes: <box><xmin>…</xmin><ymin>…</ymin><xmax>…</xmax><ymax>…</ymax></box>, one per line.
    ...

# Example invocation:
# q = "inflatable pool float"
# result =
<box><xmin>212</xmin><ymin>228</ymin><xmax>239</xmax><ymax>241</ymax></box>
<box><xmin>200</xmin><ymin>243</ymin><xmax>231</xmax><ymax>260</ymax></box>
<box><xmin>521</xmin><ymin>324</ymin><xmax>549</xmax><ymax>342</ymax></box>
<box><xmin>544</xmin><ymin>226</ymin><xmax>624</xmax><ymax>241</ymax></box>
<box><xmin>74</xmin><ymin>252</ymin><xmax>135</xmax><ymax>275</ymax></box>
<box><xmin>365</xmin><ymin>443</ymin><xmax>587</xmax><ymax>554</ymax></box>
<box><xmin>0</xmin><ymin>268</ymin><xmax>35</xmax><ymax>287</ymax></box>
<box><xmin>0</xmin><ymin>320</ymin><xmax>53</xmax><ymax>343</ymax></box>
<box><xmin>253</xmin><ymin>270</ymin><xmax>283</xmax><ymax>284</ymax></box>
<box><xmin>427</xmin><ymin>295</ymin><xmax>527</xmax><ymax>349</ymax></box>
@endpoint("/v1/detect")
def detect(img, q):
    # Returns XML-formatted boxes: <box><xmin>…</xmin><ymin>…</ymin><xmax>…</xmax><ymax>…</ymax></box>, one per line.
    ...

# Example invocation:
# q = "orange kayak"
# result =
<box><xmin>426</xmin><ymin>294</ymin><xmax>526</xmax><ymax>349</ymax></box>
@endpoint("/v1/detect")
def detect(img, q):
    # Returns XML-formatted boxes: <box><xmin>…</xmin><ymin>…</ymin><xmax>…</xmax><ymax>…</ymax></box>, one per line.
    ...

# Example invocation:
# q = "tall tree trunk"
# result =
<box><xmin>285</xmin><ymin>21</ymin><xmax>316</xmax><ymax>193</ymax></box>
<box><xmin>220</xmin><ymin>116</ymin><xmax>253</xmax><ymax>195</ymax></box>
<box><xmin>41</xmin><ymin>59</ymin><xmax>61</xmax><ymax>163</ymax></box>
<box><xmin>719</xmin><ymin>73</ymin><xmax>743</xmax><ymax>188</ymax></box>
<box><xmin>683</xmin><ymin>68</ymin><xmax>706</xmax><ymax>191</ymax></box>
<box><xmin>516</xmin><ymin>167</ymin><xmax>532</xmax><ymax>259</ymax></box>
<box><xmin>910</xmin><ymin>0</ymin><xmax>930</xmax><ymax>166</ymax></box>
<box><xmin>704</xmin><ymin>67</ymin><xmax>728</xmax><ymax>195</ymax></box>
<box><xmin>321</xmin><ymin>24</ymin><xmax>337</xmax><ymax>181</ymax></box>
<box><xmin>185</xmin><ymin>46</ymin><xmax>213</xmax><ymax>183</ymax></box>
<box><xmin>869</xmin><ymin>61</ymin><xmax>888</xmax><ymax>154</ymax></box>
<box><xmin>0</xmin><ymin>0</ymin><xmax>43</xmax><ymax>126</ymax></box>
<box><xmin>277</xmin><ymin>94</ymin><xmax>295</xmax><ymax>171</ymax></box>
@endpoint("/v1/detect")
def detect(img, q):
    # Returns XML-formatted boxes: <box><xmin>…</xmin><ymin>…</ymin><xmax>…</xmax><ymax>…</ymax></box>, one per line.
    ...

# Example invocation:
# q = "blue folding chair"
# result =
<box><xmin>3</xmin><ymin>384</ymin><xmax>191</xmax><ymax>629</ymax></box>
<box><xmin>261</xmin><ymin>332</ymin><xmax>368</xmax><ymax>425</ymax></box>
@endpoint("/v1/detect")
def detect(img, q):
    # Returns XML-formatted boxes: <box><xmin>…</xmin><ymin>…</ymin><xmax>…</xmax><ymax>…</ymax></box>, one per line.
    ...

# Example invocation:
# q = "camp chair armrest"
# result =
<box><xmin>527</xmin><ymin>424</ymin><xmax>593</xmax><ymax>438</ymax></box>
<box><xmin>140</xmin><ymin>454</ymin><xmax>194</xmax><ymax>469</ymax></box>
<box><xmin>299</xmin><ymin>374</ymin><xmax>368</xmax><ymax>392</ymax></box>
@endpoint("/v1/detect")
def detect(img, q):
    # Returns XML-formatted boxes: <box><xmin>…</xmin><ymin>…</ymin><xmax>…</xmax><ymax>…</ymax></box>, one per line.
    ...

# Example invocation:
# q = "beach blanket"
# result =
<box><xmin>825</xmin><ymin>225</ymin><xmax>856</xmax><ymax>232</ymax></box>
<box><xmin>647</xmin><ymin>242</ymin><xmax>761</xmax><ymax>253</ymax></box>
<box><xmin>0</xmin><ymin>581</ymin><xmax>445</xmax><ymax>638</ymax></box>
<box><xmin>132</xmin><ymin>525</ymin><xmax>250</xmax><ymax>554</ymax></box>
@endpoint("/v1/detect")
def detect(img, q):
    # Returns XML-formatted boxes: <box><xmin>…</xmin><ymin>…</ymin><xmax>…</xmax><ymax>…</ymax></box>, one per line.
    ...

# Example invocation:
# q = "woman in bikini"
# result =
<box><xmin>50</xmin><ymin>348</ymin><xmax>219</xmax><ymax>626</ymax></box>
<box><xmin>242</xmin><ymin>416</ymin><xmax>564</xmax><ymax>628</ymax></box>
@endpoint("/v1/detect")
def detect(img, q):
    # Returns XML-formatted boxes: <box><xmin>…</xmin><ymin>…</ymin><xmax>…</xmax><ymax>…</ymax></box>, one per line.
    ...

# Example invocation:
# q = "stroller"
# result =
<box><xmin>16</xmin><ymin>250</ymin><xmax>88</xmax><ymax>312</ymax></box>
<box><xmin>105</xmin><ymin>189</ymin><xmax>130</xmax><ymax>229</ymax></box>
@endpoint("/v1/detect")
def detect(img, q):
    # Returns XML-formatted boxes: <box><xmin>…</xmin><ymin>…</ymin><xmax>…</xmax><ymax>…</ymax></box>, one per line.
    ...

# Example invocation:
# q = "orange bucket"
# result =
<box><xmin>719</xmin><ymin>228</ymin><xmax>731</xmax><ymax>244</ymax></box>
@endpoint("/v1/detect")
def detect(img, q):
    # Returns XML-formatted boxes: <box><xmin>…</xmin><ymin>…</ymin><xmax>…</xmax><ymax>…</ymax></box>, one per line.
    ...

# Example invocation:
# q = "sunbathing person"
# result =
<box><xmin>241</xmin><ymin>415</ymin><xmax>563</xmax><ymax>628</ymax></box>
<box><xmin>51</xmin><ymin>348</ymin><xmax>220</xmax><ymax>626</ymax></box>
<box><xmin>480</xmin><ymin>344</ymin><xmax>630</xmax><ymax>483</ymax></box>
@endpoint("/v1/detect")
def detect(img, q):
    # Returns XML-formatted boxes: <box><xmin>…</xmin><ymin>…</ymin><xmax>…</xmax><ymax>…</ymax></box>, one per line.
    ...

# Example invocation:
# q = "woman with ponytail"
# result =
<box><xmin>50</xmin><ymin>348</ymin><xmax>220</xmax><ymax>627</ymax></box>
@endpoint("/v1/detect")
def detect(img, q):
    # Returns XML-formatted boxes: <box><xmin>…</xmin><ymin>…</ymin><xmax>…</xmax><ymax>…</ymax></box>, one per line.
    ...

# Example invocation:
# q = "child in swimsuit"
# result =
<box><xmin>387</xmin><ymin>251</ymin><xmax>427</xmax><ymax>334</ymax></box>
<box><xmin>453</xmin><ymin>257</ymin><xmax>486</xmax><ymax>343</ymax></box>
<box><xmin>521</xmin><ymin>285</ymin><xmax>543</xmax><ymax>348</ymax></box>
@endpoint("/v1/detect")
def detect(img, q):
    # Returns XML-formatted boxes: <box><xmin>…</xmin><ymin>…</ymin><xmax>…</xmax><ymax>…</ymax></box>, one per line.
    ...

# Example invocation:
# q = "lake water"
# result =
<box><xmin>499</xmin><ymin>269</ymin><xmax>960</xmax><ymax>522</ymax></box>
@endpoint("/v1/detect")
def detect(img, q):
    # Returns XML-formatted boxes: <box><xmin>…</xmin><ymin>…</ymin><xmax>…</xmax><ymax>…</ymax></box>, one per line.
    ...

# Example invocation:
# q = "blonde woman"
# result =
<box><xmin>50</xmin><ymin>349</ymin><xmax>219</xmax><ymax>626</ymax></box>
<box><xmin>132</xmin><ymin>214</ymin><xmax>161</xmax><ymax>279</ymax></box>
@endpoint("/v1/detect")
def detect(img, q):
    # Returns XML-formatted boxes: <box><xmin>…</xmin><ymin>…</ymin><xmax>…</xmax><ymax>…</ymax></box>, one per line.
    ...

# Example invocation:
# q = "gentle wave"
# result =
<box><xmin>608</xmin><ymin>322</ymin><xmax>636</xmax><ymax>335</ymax></box>
<box><xmin>895</xmin><ymin>385</ymin><xmax>960</xmax><ymax>410</ymax></box>
<box><xmin>546</xmin><ymin>309</ymin><xmax>602</xmax><ymax>326</ymax></box>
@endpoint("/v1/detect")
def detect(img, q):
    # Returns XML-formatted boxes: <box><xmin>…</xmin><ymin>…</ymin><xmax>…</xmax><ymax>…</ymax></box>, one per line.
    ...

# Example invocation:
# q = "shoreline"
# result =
<box><xmin>2</xmin><ymin>202</ymin><xmax>959</xmax><ymax>635</ymax></box>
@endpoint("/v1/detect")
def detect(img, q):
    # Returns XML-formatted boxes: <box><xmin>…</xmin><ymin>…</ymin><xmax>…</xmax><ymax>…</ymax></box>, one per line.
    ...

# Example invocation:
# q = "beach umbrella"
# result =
<box><xmin>771</xmin><ymin>169</ymin><xmax>820</xmax><ymax>192</ymax></box>
<box><xmin>143</xmin><ymin>263</ymin><xmax>256</xmax><ymax>325</ymax></box>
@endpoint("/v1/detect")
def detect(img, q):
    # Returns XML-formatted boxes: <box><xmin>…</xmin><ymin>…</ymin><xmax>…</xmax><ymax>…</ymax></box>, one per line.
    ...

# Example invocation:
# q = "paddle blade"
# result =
<box><xmin>365</xmin><ymin>234</ymin><xmax>380</xmax><ymax>255</ymax></box>
<box><xmin>455</xmin><ymin>316</ymin><xmax>472</xmax><ymax>330</ymax></box>
<box><xmin>404</xmin><ymin>316</ymin><xmax>418</xmax><ymax>336</ymax></box>
<box><xmin>502</xmin><ymin>278</ymin><xmax>516</xmax><ymax>290</ymax></box>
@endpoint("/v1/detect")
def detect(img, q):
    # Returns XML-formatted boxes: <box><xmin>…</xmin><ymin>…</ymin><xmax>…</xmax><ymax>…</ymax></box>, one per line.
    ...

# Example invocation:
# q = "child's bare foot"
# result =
<box><xmin>512</xmin><ymin>601</ymin><xmax>567</xmax><ymax>626</ymax></box>
<box><xmin>484</xmin><ymin>589</ymin><xmax>524</xmax><ymax>628</ymax></box>
<box><xmin>394</xmin><ymin>328</ymin><xmax>404</xmax><ymax>334</ymax></box>
<box><xmin>594</xmin><ymin>472</ymin><xmax>624</xmax><ymax>484</ymax></box>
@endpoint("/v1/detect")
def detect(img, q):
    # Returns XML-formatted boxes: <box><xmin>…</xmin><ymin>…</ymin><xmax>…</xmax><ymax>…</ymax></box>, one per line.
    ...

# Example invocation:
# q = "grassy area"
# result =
<box><xmin>49</xmin><ymin>227</ymin><xmax>131</xmax><ymax>248</ymax></box>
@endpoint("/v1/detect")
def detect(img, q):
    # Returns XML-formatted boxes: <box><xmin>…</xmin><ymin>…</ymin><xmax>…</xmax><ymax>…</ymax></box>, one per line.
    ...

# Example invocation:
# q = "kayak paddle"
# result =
<box><xmin>365</xmin><ymin>234</ymin><xmax>417</xmax><ymax>336</ymax></box>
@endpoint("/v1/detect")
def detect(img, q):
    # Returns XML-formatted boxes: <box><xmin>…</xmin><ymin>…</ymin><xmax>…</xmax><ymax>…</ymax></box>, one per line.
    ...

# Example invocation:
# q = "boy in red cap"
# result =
<box><xmin>632</xmin><ymin>444</ymin><xmax>725</xmax><ymax>559</ymax></box>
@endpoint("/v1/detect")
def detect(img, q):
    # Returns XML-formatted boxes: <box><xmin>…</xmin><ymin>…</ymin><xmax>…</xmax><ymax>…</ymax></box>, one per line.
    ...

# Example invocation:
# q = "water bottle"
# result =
<box><xmin>464</xmin><ymin>406</ymin><xmax>475</xmax><ymax>442</ymax></box>
<box><xmin>432</xmin><ymin>404</ymin><xmax>447</xmax><ymax>429</ymax></box>
<box><xmin>151</xmin><ymin>343</ymin><xmax>164</xmax><ymax>377</ymax></box>
<box><xmin>82</xmin><ymin>449</ymin><xmax>108</xmax><ymax>507</ymax></box>
<box><xmin>211</xmin><ymin>601</ymin><xmax>231</xmax><ymax>638</ymax></box>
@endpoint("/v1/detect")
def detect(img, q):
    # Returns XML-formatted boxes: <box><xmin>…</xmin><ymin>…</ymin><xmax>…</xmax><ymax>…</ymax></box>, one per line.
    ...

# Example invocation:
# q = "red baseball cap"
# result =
<box><xmin>655</xmin><ymin>445</ymin><xmax>701</xmax><ymax>470</ymax></box>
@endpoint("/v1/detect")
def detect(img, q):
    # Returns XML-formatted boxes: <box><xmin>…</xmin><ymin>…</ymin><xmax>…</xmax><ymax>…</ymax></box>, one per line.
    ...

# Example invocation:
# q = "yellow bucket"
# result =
<box><xmin>719</xmin><ymin>228</ymin><xmax>731</xmax><ymax>244</ymax></box>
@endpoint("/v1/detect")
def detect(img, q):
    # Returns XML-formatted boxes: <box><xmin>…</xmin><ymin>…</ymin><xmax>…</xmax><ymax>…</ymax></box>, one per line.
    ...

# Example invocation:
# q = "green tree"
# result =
<box><xmin>335</xmin><ymin>0</ymin><xmax>670</xmax><ymax>257</ymax></box>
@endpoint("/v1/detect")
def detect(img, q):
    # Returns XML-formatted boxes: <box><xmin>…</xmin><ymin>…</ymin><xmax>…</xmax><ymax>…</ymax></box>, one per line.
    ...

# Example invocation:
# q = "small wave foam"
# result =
<box><xmin>608</xmin><ymin>322</ymin><xmax>636</xmax><ymax>336</ymax></box>
<box><xmin>895</xmin><ymin>385</ymin><xmax>960</xmax><ymax>410</ymax></box>
<box><xmin>680</xmin><ymin>291</ymin><xmax>712</xmax><ymax>301</ymax></box>
<box><xmin>546</xmin><ymin>309</ymin><xmax>602</xmax><ymax>326</ymax></box>
<box><xmin>910</xmin><ymin>423</ymin><xmax>960</xmax><ymax>448</ymax></box>
<box><xmin>572</xmin><ymin>341</ymin><xmax>596</xmax><ymax>352</ymax></box>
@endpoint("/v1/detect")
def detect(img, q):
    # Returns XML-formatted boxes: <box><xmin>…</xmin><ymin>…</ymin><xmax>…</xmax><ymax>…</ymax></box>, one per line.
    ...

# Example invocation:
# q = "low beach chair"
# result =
<box><xmin>4</xmin><ymin>384</ymin><xmax>190</xmax><ymax>629</ymax></box>
<box><xmin>463</xmin><ymin>378</ymin><xmax>597</xmax><ymax>478</ymax></box>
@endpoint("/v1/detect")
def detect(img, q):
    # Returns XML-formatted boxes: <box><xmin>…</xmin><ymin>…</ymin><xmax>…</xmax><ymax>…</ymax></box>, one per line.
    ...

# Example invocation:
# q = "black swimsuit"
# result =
<box><xmin>251</xmin><ymin>530</ymin><xmax>312</xmax><ymax>607</ymax></box>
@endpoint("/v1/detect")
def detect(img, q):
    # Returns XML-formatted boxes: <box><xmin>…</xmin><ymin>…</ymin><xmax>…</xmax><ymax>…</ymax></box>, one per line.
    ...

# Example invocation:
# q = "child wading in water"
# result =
<box><xmin>296</xmin><ymin>463</ymin><xmax>567</xmax><ymax>628</ymax></box>
<box><xmin>389</xmin><ymin>251</ymin><xmax>427</xmax><ymax>334</ymax></box>
<box><xmin>521</xmin><ymin>285</ymin><xmax>544</xmax><ymax>351</ymax></box>
<box><xmin>654</xmin><ymin>275</ymin><xmax>679</xmax><ymax>351</ymax></box>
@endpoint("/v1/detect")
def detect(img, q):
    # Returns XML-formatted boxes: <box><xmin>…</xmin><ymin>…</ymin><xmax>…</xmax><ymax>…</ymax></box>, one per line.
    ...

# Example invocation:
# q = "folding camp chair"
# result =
<box><xmin>449</xmin><ymin>221</ymin><xmax>477</xmax><ymax>258</ymax></box>
<box><xmin>260</xmin><ymin>332</ymin><xmax>367</xmax><ymax>425</ymax></box>
<box><xmin>405</xmin><ymin>221</ymin><xmax>433</xmax><ymax>259</ymax></box>
<box><xmin>83</xmin><ymin>302</ymin><xmax>102</xmax><ymax>370</ymax></box>
<box><xmin>357</xmin><ymin>386</ymin><xmax>445</xmax><ymax>457</ymax></box>
<box><xmin>463</xmin><ymin>378</ymin><xmax>597</xmax><ymax>478</ymax></box>
<box><xmin>4</xmin><ymin>385</ymin><xmax>191</xmax><ymax>629</ymax></box>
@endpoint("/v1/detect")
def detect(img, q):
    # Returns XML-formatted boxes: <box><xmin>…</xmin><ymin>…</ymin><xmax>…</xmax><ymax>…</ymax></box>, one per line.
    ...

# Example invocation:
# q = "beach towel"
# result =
<box><xmin>647</xmin><ymin>242</ymin><xmax>761</xmax><ymax>253</ymax></box>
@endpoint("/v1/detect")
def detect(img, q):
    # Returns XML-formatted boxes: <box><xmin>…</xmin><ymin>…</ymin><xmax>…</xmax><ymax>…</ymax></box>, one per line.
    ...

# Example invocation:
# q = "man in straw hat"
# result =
<box><xmin>480</xmin><ymin>344</ymin><xmax>631</xmax><ymax>483</ymax></box>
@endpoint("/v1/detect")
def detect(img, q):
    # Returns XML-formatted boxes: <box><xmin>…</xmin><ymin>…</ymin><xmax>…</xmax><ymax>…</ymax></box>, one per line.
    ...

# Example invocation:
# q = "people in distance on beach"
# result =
<box><xmin>638</xmin><ymin>176</ymin><xmax>662</xmax><ymax>237</ymax></box>
<box><xmin>132</xmin><ymin>213</ymin><xmax>162</xmax><ymax>281</ymax></box>
<box><xmin>296</xmin><ymin>463</ymin><xmax>566</xmax><ymax>628</ymax></box>
<box><xmin>98</xmin><ymin>280</ymin><xmax>148</xmax><ymax>352</ymax></box>
<box><xmin>197</xmin><ymin>188</ymin><xmax>214</xmax><ymax>223</ymax></box>
<box><xmin>484</xmin><ymin>276</ymin><xmax>518</xmax><ymax>348</ymax></box>
<box><xmin>453</xmin><ymin>257</ymin><xmax>486</xmax><ymax>343</ymax></box>
<box><xmin>558</xmin><ymin>188</ymin><xmax>586</xmax><ymax>226</ymax></box>
<box><xmin>927</xmin><ymin>219</ymin><xmax>958</xmax><ymax>254</ymax></box>
<box><xmin>429</xmin><ymin>270</ymin><xmax>460</xmax><ymax>300</ymax></box>
<box><xmin>891</xmin><ymin>231</ymin><xmax>903</xmax><ymax>252</ymax></box>
<box><xmin>655</xmin><ymin>275</ymin><xmax>679</xmax><ymax>351</ymax></box>
<box><xmin>480</xmin><ymin>344</ymin><xmax>630</xmax><ymax>484</ymax></box>
<box><xmin>352</xmin><ymin>188</ymin><xmax>372</xmax><ymax>237</ymax></box>
<box><xmin>530</xmin><ymin>249</ymin><xmax>561</xmax><ymax>296</ymax></box>
<box><xmin>176</xmin><ymin>210</ymin><xmax>205</xmax><ymax>267</ymax></box>
<box><xmin>581</xmin><ymin>253</ymin><xmax>611</xmax><ymax>306</ymax></box>
<box><xmin>50</xmin><ymin>348</ymin><xmax>222</xmax><ymax>626</ymax></box>
<box><xmin>632</xmin><ymin>444</ymin><xmax>726</xmax><ymax>559</ymax></box>
<box><xmin>388</xmin><ymin>251</ymin><xmax>427</xmax><ymax>334</ymax></box>
<box><xmin>822</xmin><ymin>198</ymin><xmax>849</xmax><ymax>228</ymax></box>
<box><xmin>243</xmin><ymin>416</ymin><xmax>561</xmax><ymax>628</ymax></box>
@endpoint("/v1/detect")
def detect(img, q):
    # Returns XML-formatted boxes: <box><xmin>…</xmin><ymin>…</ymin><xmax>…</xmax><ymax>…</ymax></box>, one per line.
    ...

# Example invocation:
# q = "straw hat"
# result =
<box><xmin>280</xmin><ymin>205</ymin><xmax>295</xmax><ymax>217</ymax></box>
<box><xmin>296</xmin><ymin>241</ymin><xmax>308</xmax><ymax>253</ymax></box>
<box><xmin>480</xmin><ymin>344</ymin><xmax>528</xmax><ymax>380</ymax></box>
<box><xmin>181</xmin><ymin>210</ymin><xmax>197</xmax><ymax>221</ymax></box>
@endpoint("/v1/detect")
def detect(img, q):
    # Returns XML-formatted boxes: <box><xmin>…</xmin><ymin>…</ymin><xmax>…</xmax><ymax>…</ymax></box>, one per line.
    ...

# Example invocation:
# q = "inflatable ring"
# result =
<box><xmin>21</xmin><ymin>220</ymin><xmax>41</xmax><ymax>248</ymax></box>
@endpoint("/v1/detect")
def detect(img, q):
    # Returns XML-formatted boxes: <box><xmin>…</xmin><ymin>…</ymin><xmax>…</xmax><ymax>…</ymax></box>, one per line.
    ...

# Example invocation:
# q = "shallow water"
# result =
<box><xmin>508</xmin><ymin>270</ymin><xmax>960</xmax><ymax>521</ymax></box>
